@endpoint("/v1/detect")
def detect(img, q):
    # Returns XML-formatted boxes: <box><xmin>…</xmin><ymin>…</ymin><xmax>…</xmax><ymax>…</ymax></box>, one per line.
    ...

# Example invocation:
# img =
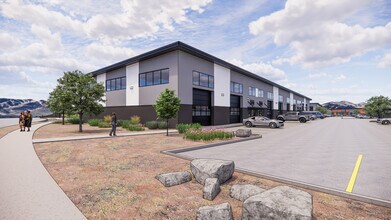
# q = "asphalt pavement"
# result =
<box><xmin>178</xmin><ymin>117</ymin><xmax>391</xmax><ymax>203</ymax></box>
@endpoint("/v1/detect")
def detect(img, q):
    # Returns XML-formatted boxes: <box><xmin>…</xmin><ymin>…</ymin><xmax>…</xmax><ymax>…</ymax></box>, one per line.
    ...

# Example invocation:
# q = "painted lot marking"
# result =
<box><xmin>346</xmin><ymin>154</ymin><xmax>363</xmax><ymax>193</ymax></box>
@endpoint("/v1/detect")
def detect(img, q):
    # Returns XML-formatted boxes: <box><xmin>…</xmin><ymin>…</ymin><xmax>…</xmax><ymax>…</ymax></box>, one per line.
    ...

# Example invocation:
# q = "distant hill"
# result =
<box><xmin>0</xmin><ymin>98</ymin><xmax>52</xmax><ymax>118</ymax></box>
<box><xmin>323</xmin><ymin>101</ymin><xmax>366</xmax><ymax>110</ymax></box>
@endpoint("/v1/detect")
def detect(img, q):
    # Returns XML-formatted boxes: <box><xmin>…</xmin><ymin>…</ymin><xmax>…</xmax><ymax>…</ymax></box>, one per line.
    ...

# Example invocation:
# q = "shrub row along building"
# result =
<box><xmin>91</xmin><ymin>42</ymin><xmax>311</xmax><ymax>126</ymax></box>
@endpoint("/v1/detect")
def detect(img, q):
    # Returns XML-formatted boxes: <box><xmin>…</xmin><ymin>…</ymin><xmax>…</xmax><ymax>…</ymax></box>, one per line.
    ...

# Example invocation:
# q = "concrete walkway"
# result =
<box><xmin>0</xmin><ymin>122</ymin><xmax>86</xmax><ymax>220</ymax></box>
<box><xmin>33</xmin><ymin>129</ymin><xmax>178</xmax><ymax>143</ymax></box>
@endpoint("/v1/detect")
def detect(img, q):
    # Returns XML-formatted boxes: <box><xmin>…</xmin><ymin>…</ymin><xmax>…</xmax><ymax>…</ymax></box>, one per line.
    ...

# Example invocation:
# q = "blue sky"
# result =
<box><xmin>0</xmin><ymin>0</ymin><xmax>390</xmax><ymax>103</ymax></box>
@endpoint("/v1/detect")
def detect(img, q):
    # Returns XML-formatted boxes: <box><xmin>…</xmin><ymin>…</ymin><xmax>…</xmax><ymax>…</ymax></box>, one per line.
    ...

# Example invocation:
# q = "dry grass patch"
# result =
<box><xmin>34</xmin><ymin>134</ymin><xmax>391</xmax><ymax>219</ymax></box>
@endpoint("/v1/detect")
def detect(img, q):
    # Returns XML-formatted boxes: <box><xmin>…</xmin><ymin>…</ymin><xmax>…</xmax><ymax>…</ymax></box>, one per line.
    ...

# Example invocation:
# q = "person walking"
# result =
<box><xmin>19</xmin><ymin>111</ymin><xmax>25</xmax><ymax>132</ymax></box>
<box><xmin>109</xmin><ymin>112</ymin><xmax>117</xmax><ymax>136</ymax></box>
<box><xmin>24</xmin><ymin>111</ymin><xmax>32</xmax><ymax>132</ymax></box>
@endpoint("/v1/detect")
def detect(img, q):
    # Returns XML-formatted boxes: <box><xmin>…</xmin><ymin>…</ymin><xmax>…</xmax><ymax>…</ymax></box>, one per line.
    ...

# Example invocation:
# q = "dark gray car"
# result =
<box><xmin>243</xmin><ymin>116</ymin><xmax>284</xmax><ymax>128</ymax></box>
<box><xmin>276</xmin><ymin>112</ymin><xmax>310</xmax><ymax>123</ymax></box>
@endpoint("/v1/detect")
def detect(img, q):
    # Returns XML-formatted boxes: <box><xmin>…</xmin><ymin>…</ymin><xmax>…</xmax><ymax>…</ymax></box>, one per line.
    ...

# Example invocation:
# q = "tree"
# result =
<box><xmin>48</xmin><ymin>85</ymin><xmax>73</xmax><ymax>125</ymax></box>
<box><xmin>48</xmin><ymin>70</ymin><xmax>105</xmax><ymax>132</ymax></box>
<box><xmin>317</xmin><ymin>106</ymin><xmax>331</xmax><ymax>115</ymax></box>
<box><xmin>365</xmin><ymin>96</ymin><xmax>391</xmax><ymax>118</ymax></box>
<box><xmin>154</xmin><ymin>89</ymin><xmax>181</xmax><ymax>136</ymax></box>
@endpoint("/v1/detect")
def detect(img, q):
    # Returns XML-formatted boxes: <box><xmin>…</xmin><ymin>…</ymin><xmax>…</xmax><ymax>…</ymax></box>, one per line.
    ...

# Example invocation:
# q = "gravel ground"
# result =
<box><xmin>34</xmin><ymin>133</ymin><xmax>391</xmax><ymax>219</ymax></box>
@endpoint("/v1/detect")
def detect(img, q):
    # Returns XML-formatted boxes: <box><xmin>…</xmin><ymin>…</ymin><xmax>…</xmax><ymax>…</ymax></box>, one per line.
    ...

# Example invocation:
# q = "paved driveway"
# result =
<box><xmin>179</xmin><ymin>117</ymin><xmax>391</xmax><ymax>202</ymax></box>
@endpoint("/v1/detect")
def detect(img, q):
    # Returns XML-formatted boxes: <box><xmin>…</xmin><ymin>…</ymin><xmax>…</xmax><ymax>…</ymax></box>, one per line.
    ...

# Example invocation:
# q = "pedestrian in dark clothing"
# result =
<box><xmin>109</xmin><ymin>112</ymin><xmax>117</xmax><ymax>136</ymax></box>
<box><xmin>19</xmin><ymin>111</ymin><xmax>25</xmax><ymax>132</ymax></box>
<box><xmin>24</xmin><ymin>111</ymin><xmax>32</xmax><ymax>132</ymax></box>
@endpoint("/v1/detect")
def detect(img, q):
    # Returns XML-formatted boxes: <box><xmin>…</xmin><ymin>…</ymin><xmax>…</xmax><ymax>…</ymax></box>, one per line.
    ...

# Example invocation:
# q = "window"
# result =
<box><xmin>267</xmin><ymin>92</ymin><xmax>273</xmax><ymax>100</ymax></box>
<box><xmin>192</xmin><ymin>105</ymin><xmax>211</xmax><ymax>116</ymax></box>
<box><xmin>106</xmin><ymin>76</ymin><xmax>126</xmax><ymax>91</ymax></box>
<box><xmin>258</xmin><ymin>89</ymin><xmax>264</xmax><ymax>98</ymax></box>
<box><xmin>230</xmin><ymin>82</ymin><xmax>243</xmax><ymax>94</ymax></box>
<box><xmin>248</xmin><ymin>87</ymin><xmax>256</xmax><ymax>96</ymax></box>
<box><xmin>192</xmin><ymin>71</ymin><xmax>214</xmax><ymax>88</ymax></box>
<box><xmin>139</xmin><ymin>68</ymin><xmax>169</xmax><ymax>87</ymax></box>
<box><xmin>279</xmin><ymin>95</ymin><xmax>283</xmax><ymax>102</ymax></box>
<box><xmin>286</xmin><ymin>97</ymin><xmax>290</xmax><ymax>103</ymax></box>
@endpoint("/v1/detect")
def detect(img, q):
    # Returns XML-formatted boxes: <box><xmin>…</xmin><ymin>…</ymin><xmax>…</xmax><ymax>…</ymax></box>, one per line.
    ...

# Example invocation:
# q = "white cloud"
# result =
<box><xmin>308</xmin><ymin>72</ymin><xmax>329</xmax><ymax>79</ymax></box>
<box><xmin>249</xmin><ymin>0</ymin><xmax>391</xmax><ymax>68</ymax></box>
<box><xmin>18</xmin><ymin>72</ymin><xmax>55</xmax><ymax>89</ymax></box>
<box><xmin>378</xmin><ymin>53</ymin><xmax>391</xmax><ymax>68</ymax></box>
<box><xmin>0</xmin><ymin>32</ymin><xmax>20</xmax><ymax>50</ymax></box>
<box><xmin>86</xmin><ymin>43</ymin><xmax>136</xmax><ymax>63</ymax></box>
<box><xmin>336</xmin><ymin>74</ymin><xmax>347</xmax><ymax>80</ymax></box>
<box><xmin>230</xmin><ymin>59</ymin><xmax>287</xmax><ymax>81</ymax></box>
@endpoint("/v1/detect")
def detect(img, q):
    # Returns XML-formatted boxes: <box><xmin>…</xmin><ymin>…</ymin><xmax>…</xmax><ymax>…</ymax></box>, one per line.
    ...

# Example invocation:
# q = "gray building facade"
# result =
<box><xmin>91</xmin><ymin>42</ymin><xmax>311</xmax><ymax>126</ymax></box>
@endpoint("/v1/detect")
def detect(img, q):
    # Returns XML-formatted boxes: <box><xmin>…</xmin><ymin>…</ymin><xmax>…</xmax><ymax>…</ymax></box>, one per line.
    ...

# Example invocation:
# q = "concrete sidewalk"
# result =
<box><xmin>0</xmin><ymin>123</ymin><xmax>86</xmax><ymax>220</ymax></box>
<box><xmin>33</xmin><ymin>129</ymin><xmax>178</xmax><ymax>143</ymax></box>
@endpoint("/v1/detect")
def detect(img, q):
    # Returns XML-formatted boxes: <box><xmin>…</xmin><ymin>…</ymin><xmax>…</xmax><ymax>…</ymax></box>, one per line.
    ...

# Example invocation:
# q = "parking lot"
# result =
<box><xmin>178</xmin><ymin>117</ymin><xmax>391</xmax><ymax>203</ymax></box>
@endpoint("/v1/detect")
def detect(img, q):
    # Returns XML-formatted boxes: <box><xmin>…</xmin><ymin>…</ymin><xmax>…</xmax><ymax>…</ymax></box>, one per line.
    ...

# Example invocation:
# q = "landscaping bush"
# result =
<box><xmin>126</xmin><ymin>125</ymin><xmax>145</xmax><ymax>131</ymax></box>
<box><xmin>103</xmin><ymin>115</ymin><xmax>112</xmax><ymax>123</ymax></box>
<box><xmin>183</xmin><ymin>129</ymin><xmax>233</xmax><ymax>141</ymax></box>
<box><xmin>119</xmin><ymin>120</ymin><xmax>131</xmax><ymax>128</ymax></box>
<box><xmin>176</xmin><ymin>123</ymin><xmax>202</xmax><ymax>134</ymax></box>
<box><xmin>130</xmin><ymin>115</ymin><xmax>141</xmax><ymax>125</ymax></box>
<box><xmin>145</xmin><ymin>121</ymin><xmax>159</xmax><ymax>129</ymax></box>
<box><xmin>67</xmin><ymin>116</ymin><xmax>81</xmax><ymax>124</ymax></box>
<box><xmin>88</xmin><ymin>119</ymin><xmax>101</xmax><ymax>126</ymax></box>
<box><xmin>157</xmin><ymin>121</ymin><xmax>168</xmax><ymax>129</ymax></box>
<box><xmin>98</xmin><ymin>121</ymin><xmax>111</xmax><ymax>128</ymax></box>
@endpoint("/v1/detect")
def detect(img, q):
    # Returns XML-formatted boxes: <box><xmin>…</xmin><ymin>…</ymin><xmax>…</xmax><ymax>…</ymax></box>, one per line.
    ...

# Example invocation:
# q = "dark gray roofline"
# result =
<box><xmin>90</xmin><ymin>41</ymin><xmax>311</xmax><ymax>100</ymax></box>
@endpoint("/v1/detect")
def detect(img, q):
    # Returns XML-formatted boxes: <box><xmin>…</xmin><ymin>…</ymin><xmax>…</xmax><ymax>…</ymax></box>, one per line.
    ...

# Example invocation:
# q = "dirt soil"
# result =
<box><xmin>33</xmin><ymin>123</ymin><xmax>158</xmax><ymax>139</ymax></box>
<box><xmin>0</xmin><ymin>125</ymin><xmax>19</xmax><ymax>139</ymax></box>
<box><xmin>34</xmin><ymin>133</ymin><xmax>391</xmax><ymax>220</ymax></box>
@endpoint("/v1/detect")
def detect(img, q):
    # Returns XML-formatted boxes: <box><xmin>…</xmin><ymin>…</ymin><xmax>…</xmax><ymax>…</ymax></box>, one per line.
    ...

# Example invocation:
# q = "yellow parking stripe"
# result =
<box><xmin>346</xmin><ymin>155</ymin><xmax>363</xmax><ymax>193</ymax></box>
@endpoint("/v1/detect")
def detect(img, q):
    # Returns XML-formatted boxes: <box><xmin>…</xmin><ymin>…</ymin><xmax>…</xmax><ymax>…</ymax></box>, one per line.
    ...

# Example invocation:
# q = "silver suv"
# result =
<box><xmin>277</xmin><ymin>112</ymin><xmax>310</xmax><ymax>123</ymax></box>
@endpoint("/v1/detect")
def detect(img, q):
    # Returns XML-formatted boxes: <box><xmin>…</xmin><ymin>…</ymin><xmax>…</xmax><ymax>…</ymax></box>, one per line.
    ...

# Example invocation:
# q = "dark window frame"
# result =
<box><xmin>105</xmin><ymin>76</ymin><xmax>126</xmax><ymax>92</ymax></box>
<box><xmin>139</xmin><ymin>68</ymin><xmax>170</xmax><ymax>87</ymax></box>
<box><xmin>192</xmin><ymin>70</ymin><xmax>214</xmax><ymax>89</ymax></box>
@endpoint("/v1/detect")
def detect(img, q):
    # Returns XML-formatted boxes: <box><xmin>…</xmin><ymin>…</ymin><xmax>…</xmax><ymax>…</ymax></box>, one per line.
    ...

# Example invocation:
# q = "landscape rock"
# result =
<box><xmin>155</xmin><ymin>171</ymin><xmax>192</xmax><ymax>187</ymax></box>
<box><xmin>196</xmin><ymin>203</ymin><xmax>234</xmax><ymax>220</ymax></box>
<box><xmin>235</xmin><ymin>129</ymin><xmax>252</xmax><ymax>137</ymax></box>
<box><xmin>203</xmin><ymin>178</ymin><xmax>220</xmax><ymax>200</ymax></box>
<box><xmin>242</xmin><ymin>186</ymin><xmax>313</xmax><ymax>220</ymax></box>
<box><xmin>230</xmin><ymin>184</ymin><xmax>266</xmax><ymax>201</ymax></box>
<box><xmin>190</xmin><ymin>159</ymin><xmax>235</xmax><ymax>184</ymax></box>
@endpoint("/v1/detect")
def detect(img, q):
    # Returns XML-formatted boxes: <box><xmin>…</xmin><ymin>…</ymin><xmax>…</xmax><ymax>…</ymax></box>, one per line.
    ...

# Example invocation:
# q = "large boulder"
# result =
<box><xmin>230</xmin><ymin>184</ymin><xmax>266</xmax><ymax>202</ymax></box>
<box><xmin>196</xmin><ymin>203</ymin><xmax>233</xmax><ymax>220</ymax></box>
<box><xmin>203</xmin><ymin>178</ymin><xmax>220</xmax><ymax>201</ymax></box>
<box><xmin>242</xmin><ymin>186</ymin><xmax>313</xmax><ymax>220</ymax></box>
<box><xmin>235</xmin><ymin>129</ymin><xmax>252</xmax><ymax>137</ymax></box>
<box><xmin>155</xmin><ymin>171</ymin><xmax>192</xmax><ymax>187</ymax></box>
<box><xmin>190</xmin><ymin>159</ymin><xmax>235</xmax><ymax>184</ymax></box>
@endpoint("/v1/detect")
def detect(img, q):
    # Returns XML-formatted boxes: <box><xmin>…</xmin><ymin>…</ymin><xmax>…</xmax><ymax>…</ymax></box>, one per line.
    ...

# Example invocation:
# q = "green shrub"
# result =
<box><xmin>157</xmin><ymin>121</ymin><xmax>168</xmax><ymax>129</ymax></box>
<box><xmin>119</xmin><ymin>120</ymin><xmax>131</xmax><ymax>128</ymax></box>
<box><xmin>183</xmin><ymin>129</ymin><xmax>233</xmax><ymax>141</ymax></box>
<box><xmin>98</xmin><ymin>121</ymin><xmax>111</xmax><ymax>128</ymax></box>
<box><xmin>145</xmin><ymin>121</ymin><xmax>159</xmax><ymax>129</ymax></box>
<box><xmin>176</xmin><ymin>123</ymin><xmax>202</xmax><ymax>134</ymax></box>
<box><xmin>126</xmin><ymin>125</ymin><xmax>145</xmax><ymax>131</ymax></box>
<box><xmin>66</xmin><ymin>116</ymin><xmax>81</xmax><ymax>124</ymax></box>
<box><xmin>88</xmin><ymin>119</ymin><xmax>101</xmax><ymax>126</ymax></box>
<box><xmin>130</xmin><ymin>115</ymin><xmax>141</xmax><ymax>125</ymax></box>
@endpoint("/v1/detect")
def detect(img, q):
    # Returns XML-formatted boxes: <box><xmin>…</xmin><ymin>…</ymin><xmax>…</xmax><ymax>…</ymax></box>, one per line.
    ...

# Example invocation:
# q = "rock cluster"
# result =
<box><xmin>196</xmin><ymin>203</ymin><xmax>233</xmax><ymax>220</ymax></box>
<box><xmin>155</xmin><ymin>171</ymin><xmax>192</xmax><ymax>187</ymax></box>
<box><xmin>190</xmin><ymin>158</ymin><xmax>235</xmax><ymax>184</ymax></box>
<box><xmin>235</xmin><ymin>129</ymin><xmax>252</xmax><ymax>137</ymax></box>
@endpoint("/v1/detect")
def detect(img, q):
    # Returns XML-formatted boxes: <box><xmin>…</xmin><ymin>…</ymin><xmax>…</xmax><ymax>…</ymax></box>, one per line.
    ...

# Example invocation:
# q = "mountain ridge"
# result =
<box><xmin>0</xmin><ymin>98</ymin><xmax>52</xmax><ymax>118</ymax></box>
<box><xmin>323</xmin><ymin>100</ymin><xmax>366</xmax><ymax>110</ymax></box>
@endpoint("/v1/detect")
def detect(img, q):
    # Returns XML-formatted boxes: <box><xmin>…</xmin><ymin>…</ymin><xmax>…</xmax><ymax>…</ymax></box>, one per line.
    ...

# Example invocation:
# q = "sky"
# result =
<box><xmin>0</xmin><ymin>0</ymin><xmax>390</xmax><ymax>104</ymax></box>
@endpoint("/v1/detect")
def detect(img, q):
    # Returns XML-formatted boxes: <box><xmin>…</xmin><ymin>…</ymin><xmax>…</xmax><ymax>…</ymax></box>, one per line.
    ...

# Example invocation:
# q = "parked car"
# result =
<box><xmin>300</xmin><ymin>112</ymin><xmax>316</xmax><ymax>120</ymax></box>
<box><xmin>276</xmin><ymin>112</ymin><xmax>310</xmax><ymax>123</ymax></box>
<box><xmin>378</xmin><ymin>118</ymin><xmax>391</xmax><ymax>125</ymax></box>
<box><xmin>243</xmin><ymin>116</ymin><xmax>284</xmax><ymax>128</ymax></box>
<box><xmin>301</xmin><ymin>111</ymin><xmax>324</xmax><ymax>119</ymax></box>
